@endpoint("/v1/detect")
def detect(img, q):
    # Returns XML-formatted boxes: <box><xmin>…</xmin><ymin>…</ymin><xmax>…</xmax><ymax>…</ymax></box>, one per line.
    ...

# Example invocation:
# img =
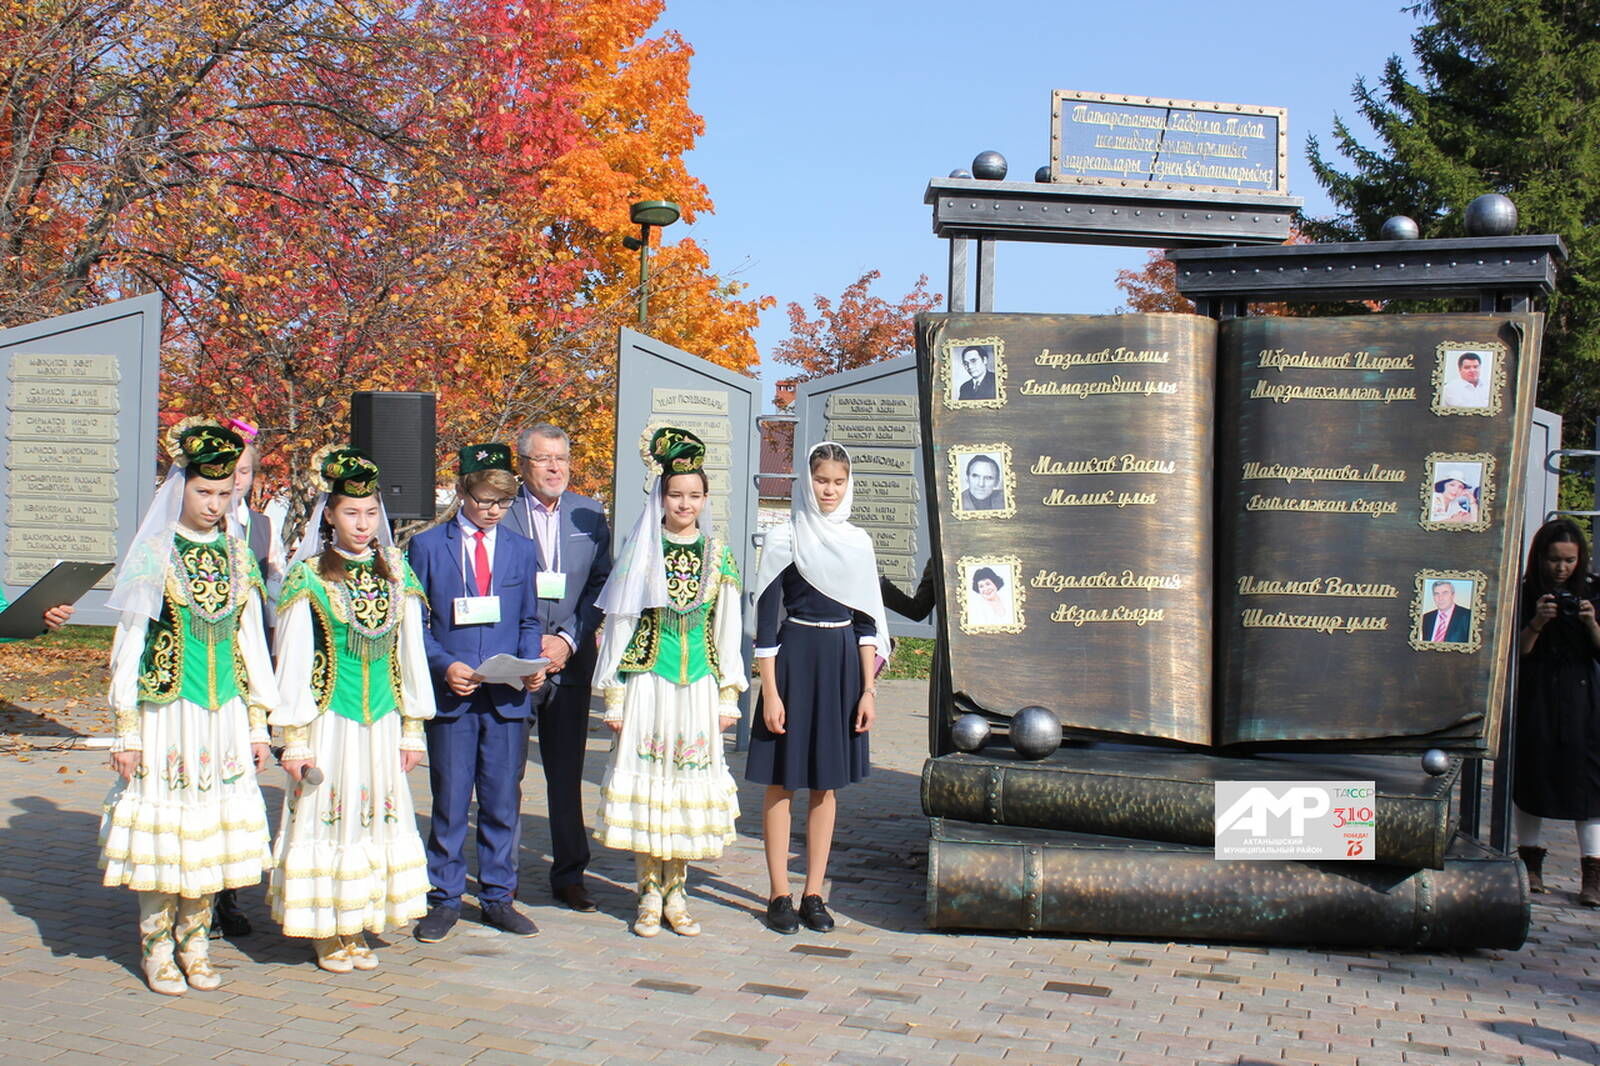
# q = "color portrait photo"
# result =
<box><xmin>1420</xmin><ymin>453</ymin><xmax>1494</xmax><ymax>532</ymax></box>
<box><xmin>1433</xmin><ymin>341</ymin><xmax>1506</xmax><ymax>416</ymax></box>
<box><xmin>957</xmin><ymin>554</ymin><xmax>1025</xmax><ymax>634</ymax></box>
<box><xmin>1410</xmin><ymin>570</ymin><xmax>1487</xmax><ymax>653</ymax></box>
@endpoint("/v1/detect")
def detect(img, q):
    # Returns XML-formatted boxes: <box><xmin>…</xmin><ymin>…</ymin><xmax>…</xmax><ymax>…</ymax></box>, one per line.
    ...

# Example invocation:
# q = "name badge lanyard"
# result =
<box><xmin>521</xmin><ymin>493</ymin><xmax>560</xmax><ymax>573</ymax></box>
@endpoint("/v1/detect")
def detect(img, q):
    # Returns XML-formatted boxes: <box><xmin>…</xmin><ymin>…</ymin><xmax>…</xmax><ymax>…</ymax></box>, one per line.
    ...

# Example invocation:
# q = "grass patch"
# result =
<box><xmin>0</xmin><ymin>624</ymin><xmax>115</xmax><ymax>705</ymax></box>
<box><xmin>886</xmin><ymin>636</ymin><xmax>934</xmax><ymax>680</ymax></box>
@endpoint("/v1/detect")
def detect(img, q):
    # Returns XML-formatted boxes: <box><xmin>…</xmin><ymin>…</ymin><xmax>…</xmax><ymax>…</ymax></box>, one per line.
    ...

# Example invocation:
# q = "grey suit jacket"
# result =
<box><xmin>507</xmin><ymin>487</ymin><xmax>612</xmax><ymax>687</ymax></box>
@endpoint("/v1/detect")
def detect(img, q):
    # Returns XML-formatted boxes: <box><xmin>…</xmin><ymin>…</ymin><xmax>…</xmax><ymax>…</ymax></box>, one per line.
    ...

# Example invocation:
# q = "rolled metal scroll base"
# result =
<box><xmin>927</xmin><ymin>818</ymin><xmax>1528</xmax><ymax>950</ymax></box>
<box><xmin>922</xmin><ymin>746</ymin><xmax>1460</xmax><ymax>869</ymax></box>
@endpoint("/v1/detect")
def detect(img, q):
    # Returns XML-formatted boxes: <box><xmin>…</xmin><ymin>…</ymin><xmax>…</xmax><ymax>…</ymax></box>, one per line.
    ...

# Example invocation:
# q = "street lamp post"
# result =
<box><xmin>624</xmin><ymin>200</ymin><xmax>681</xmax><ymax>326</ymax></box>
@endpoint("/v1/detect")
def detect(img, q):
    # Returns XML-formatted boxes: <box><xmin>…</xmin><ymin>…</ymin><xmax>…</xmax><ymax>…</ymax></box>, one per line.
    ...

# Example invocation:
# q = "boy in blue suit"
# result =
<box><xmin>408</xmin><ymin>444</ymin><xmax>547</xmax><ymax>941</ymax></box>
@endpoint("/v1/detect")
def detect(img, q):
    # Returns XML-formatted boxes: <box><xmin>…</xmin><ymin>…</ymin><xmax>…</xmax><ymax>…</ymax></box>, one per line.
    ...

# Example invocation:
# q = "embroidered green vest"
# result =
<box><xmin>137</xmin><ymin>533</ymin><xmax>265</xmax><ymax>709</ymax></box>
<box><xmin>277</xmin><ymin>547</ymin><xmax>426</xmax><ymax>725</ymax></box>
<box><xmin>618</xmin><ymin>535</ymin><xmax>739</xmax><ymax>686</ymax></box>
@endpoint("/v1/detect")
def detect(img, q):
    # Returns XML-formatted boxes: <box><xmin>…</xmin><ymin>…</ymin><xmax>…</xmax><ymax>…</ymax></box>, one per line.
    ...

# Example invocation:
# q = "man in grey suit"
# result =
<box><xmin>509</xmin><ymin>423</ymin><xmax>612</xmax><ymax>912</ymax></box>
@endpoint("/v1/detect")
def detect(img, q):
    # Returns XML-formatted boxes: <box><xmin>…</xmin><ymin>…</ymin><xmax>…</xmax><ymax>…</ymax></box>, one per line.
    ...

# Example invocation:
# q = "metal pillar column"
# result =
<box><xmin>948</xmin><ymin>238</ymin><xmax>969</xmax><ymax>313</ymax></box>
<box><xmin>975</xmin><ymin>238</ymin><xmax>996</xmax><ymax>312</ymax></box>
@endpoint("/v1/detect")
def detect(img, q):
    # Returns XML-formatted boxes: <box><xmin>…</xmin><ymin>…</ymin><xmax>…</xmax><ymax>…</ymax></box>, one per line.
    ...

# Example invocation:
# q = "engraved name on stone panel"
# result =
<box><xmin>6</xmin><ymin>353</ymin><xmax>121</xmax><ymax>587</ymax></box>
<box><xmin>823</xmin><ymin>393</ymin><xmax>921</xmax><ymax>586</ymax></box>
<box><xmin>648</xmin><ymin>387</ymin><xmax>733</xmax><ymax>539</ymax></box>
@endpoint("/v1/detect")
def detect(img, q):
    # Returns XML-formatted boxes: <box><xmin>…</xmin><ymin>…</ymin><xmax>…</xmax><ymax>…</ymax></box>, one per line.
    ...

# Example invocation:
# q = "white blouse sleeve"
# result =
<box><xmin>268</xmin><ymin>596</ymin><xmax>320</xmax><ymax>739</ymax></box>
<box><xmin>108</xmin><ymin>612</ymin><xmax>150</xmax><ymax>753</ymax></box>
<box><xmin>398</xmin><ymin>593</ymin><xmax>436</xmax><ymax>752</ymax></box>
<box><xmin>591</xmin><ymin>611</ymin><xmax>638</xmax><ymax>723</ymax></box>
<box><xmin>237</xmin><ymin>586</ymin><xmax>278</xmax><ymax>744</ymax></box>
<box><xmin>713</xmin><ymin>571</ymin><xmax>749</xmax><ymax>706</ymax></box>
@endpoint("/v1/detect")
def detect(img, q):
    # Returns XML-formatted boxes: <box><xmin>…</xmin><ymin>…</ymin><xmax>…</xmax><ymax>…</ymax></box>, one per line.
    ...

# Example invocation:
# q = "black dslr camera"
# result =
<box><xmin>1555</xmin><ymin>574</ymin><xmax>1597</xmax><ymax>618</ymax></box>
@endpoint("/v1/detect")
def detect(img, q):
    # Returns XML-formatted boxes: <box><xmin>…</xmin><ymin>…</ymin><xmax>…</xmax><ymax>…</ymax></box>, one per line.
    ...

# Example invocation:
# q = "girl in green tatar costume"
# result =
<box><xmin>592</xmin><ymin>427</ymin><xmax>747</xmax><ymax>938</ymax></box>
<box><xmin>267</xmin><ymin>447</ymin><xmax>435</xmax><ymax>974</ymax></box>
<box><xmin>100</xmin><ymin>418</ymin><xmax>279</xmax><ymax>997</ymax></box>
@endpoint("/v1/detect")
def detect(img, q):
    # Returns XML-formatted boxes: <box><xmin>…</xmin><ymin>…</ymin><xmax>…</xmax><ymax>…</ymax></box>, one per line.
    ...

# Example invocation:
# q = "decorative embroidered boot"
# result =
<box><xmin>1517</xmin><ymin>846</ymin><xmax>1547</xmax><ymax>894</ymax></box>
<box><xmin>661</xmin><ymin>859</ymin><xmax>700</xmax><ymax>937</ymax></box>
<box><xmin>314</xmin><ymin>937</ymin><xmax>355</xmax><ymax>973</ymax></box>
<box><xmin>342</xmin><ymin>933</ymin><xmax>379</xmax><ymax>971</ymax></box>
<box><xmin>137</xmin><ymin>892</ymin><xmax>186</xmax><ymax>996</ymax></box>
<box><xmin>633</xmin><ymin>854</ymin><xmax>663</xmax><ymax>938</ymax></box>
<box><xmin>174</xmin><ymin>894</ymin><xmax>223</xmax><ymax>990</ymax></box>
<box><xmin>1580</xmin><ymin>857</ymin><xmax>1600</xmax><ymax>908</ymax></box>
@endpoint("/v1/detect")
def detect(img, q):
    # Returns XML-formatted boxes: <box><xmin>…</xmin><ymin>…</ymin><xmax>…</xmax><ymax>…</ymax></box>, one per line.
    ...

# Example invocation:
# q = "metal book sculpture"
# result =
<box><xmin>912</xmin><ymin>97</ymin><xmax>1563</xmax><ymax>948</ymax></box>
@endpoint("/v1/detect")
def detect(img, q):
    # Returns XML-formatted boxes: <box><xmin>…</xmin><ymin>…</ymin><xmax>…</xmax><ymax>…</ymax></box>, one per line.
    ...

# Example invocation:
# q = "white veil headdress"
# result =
<box><xmin>285</xmin><ymin>444</ymin><xmax>395</xmax><ymax>572</ymax></box>
<box><xmin>595</xmin><ymin>426</ymin><xmax>714</xmax><ymax>624</ymax></box>
<box><xmin>748</xmin><ymin>440</ymin><xmax>892</xmax><ymax>665</ymax></box>
<box><xmin>107</xmin><ymin>417</ymin><xmax>244</xmax><ymax>622</ymax></box>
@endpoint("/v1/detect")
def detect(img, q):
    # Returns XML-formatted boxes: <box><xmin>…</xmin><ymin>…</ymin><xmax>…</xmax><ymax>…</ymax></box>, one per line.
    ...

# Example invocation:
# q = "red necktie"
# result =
<box><xmin>1432</xmin><ymin>609</ymin><xmax>1448</xmax><ymax>642</ymax></box>
<box><xmin>472</xmin><ymin>530</ymin><xmax>491</xmax><ymax>596</ymax></box>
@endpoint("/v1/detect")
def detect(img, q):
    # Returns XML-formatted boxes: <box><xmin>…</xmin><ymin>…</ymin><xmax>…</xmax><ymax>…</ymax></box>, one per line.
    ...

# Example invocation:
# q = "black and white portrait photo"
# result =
<box><xmin>943</xmin><ymin>337</ymin><xmax>1006</xmax><ymax>408</ymax></box>
<box><xmin>948</xmin><ymin>444</ymin><xmax>1015</xmax><ymax>519</ymax></box>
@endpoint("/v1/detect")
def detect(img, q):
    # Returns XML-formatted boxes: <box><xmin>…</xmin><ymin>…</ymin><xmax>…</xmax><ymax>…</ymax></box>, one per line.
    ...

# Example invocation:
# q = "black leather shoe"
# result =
<box><xmin>212</xmin><ymin>889</ymin><xmax>251</xmax><ymax>938</ymax></box>
<box><xmin>414</xmin><ymin>903</ymin><xmax>460</xmax><ymax>943</ymax></box>
<box><xmin>481</xmin><ymin>900</ymin><xmax>539</xmax><ymax>936</ymax></box>
<box><xmin>765</xmin><ymin>895</ymin><xmax>800</xmax><ymax>934</ymax></box>
<box><xmin>554</xmin><ymin>883</ymin><xmax>598</xmax><ymax>913</ymax></box>
<box><xmin>798</xmin><ymin>894</ymin><xmax>835</xmax><ymax>933</ymax></box>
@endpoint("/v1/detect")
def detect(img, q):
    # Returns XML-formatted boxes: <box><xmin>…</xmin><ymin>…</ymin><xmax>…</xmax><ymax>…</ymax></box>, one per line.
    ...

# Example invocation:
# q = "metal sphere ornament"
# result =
<box><xmin>951</xmin><ymin>713</ymin><xmax>992</xmax><ymax>753</ymax></box>
<box><xmin>1464</xmin><ymin>193</ymin><xmax>1518</xmax><ymax>237</ymax></box>
<box><xmin>1421</xmin><ymin>748</ymin><xmax>1452</xmax><ymax>776</ymax></box>
<box><xmin>1380</xmin><ymin>215</ymin><xmax>1420</xmax><ymax>241</ymax></box>
<box><xmin>1009</xmin><ymin>705</ymin><xmax>1063</xmax><ymax>760</ymax></box>
<box><xmin>948</xmin><ymin>168</ymin><xmax>973</xmax><ymax>179</ymax></box>
<box><xmin>1035</xmin><ymin>165</ymin><xmax>1052</xmax><ymax>183</ymax></box>
<box><xmin>971</xmin><ymin>150</ymin><xmax>1008</xmax><ymax>181</ymax></box>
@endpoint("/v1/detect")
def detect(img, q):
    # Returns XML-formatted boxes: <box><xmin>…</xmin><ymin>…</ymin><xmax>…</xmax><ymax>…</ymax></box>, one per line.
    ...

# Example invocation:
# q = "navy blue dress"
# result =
<box><xmin>744</xmin><ymin>565</ymin><xmax>874</xmax><ymax>790</ymax></box>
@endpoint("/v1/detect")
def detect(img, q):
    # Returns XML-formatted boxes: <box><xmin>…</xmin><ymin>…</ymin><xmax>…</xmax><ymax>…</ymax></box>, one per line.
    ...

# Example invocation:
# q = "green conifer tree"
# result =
<box><xmin>1306</xmin><ymin>0</ymin><xmax>1600</xmax><ymax>426</ymax></box>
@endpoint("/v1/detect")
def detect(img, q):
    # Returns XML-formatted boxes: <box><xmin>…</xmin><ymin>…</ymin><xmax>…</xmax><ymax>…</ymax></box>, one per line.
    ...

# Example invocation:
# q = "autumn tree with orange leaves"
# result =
<box><xmin>1109</xmin><ymin>230</ymin><xmax>1377</xmax><ymax>321</ymax></box>
<box><xmin>0</xmin><ymin>0</ymin><xmax>768</xmax><ymax>538</ymax></box>
<box><xmin>770</xmin><ymin>270</ymin><xmax>940</xmax><ymax>407</ymax></box>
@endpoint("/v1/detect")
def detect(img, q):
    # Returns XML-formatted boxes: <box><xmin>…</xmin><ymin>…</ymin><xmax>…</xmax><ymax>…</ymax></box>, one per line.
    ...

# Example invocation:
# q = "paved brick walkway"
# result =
<box><xmin>2</xmin><ymin>680</ymin><xmax>1598</xmax><ymax>1065</ymax></box>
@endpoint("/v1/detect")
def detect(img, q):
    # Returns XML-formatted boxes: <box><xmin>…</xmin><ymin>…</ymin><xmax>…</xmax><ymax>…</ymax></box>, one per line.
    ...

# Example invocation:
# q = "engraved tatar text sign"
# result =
<box><xmin>1050</xmin><ymin>91</ymin><xmax>1287</xmax><ymax>195</ymax></box>
<box><xmin>6</xmin><ymin>351</ymin><xmax>123</xmax><ymax>589</ymax></box>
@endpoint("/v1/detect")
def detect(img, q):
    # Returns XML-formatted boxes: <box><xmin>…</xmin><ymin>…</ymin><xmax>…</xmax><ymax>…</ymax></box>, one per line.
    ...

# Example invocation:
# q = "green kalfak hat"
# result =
<box><xmin>458</xmin><ymin>443</ymin><xmax>513</xmax><ymax>475</ymax></box>
<box><xmin>648</xmin><ymin>426</ymin><xmax>706</xmax><ymax>475</ymax></box>
<box><xmin>314</xmin><ymin>446</ymin><xmax>381</xmax><ymax>498</ymax></box>
<box><xmin>165</xmin><ymin>417</ymin><xmax>245</xmax><ymax>480</ymax></box>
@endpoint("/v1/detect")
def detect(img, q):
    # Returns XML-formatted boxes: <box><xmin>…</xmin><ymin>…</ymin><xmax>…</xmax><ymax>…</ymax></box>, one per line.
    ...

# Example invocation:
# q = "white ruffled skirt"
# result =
<box><xmin>267</xmin><ymin>712</ymin><xmax>429</xmax><ymax>938</ymax></box>
<box><xmin>98</xmin><ymin>696</ymin><xmax>272</xmax><ymax>898</ymax></box>
<box><xmin>597</xmin><ymin>672</ymin><xmax>739</xmax><ymax>861</ymax></box>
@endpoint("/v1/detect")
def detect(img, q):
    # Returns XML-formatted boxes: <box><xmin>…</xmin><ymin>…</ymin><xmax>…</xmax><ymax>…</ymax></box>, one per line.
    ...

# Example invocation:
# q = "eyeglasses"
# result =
<box><xmin>469</xmin><ymin>496</ymin><xmax>517</xmax><ymax>511</ymax></box>
<box><xmin>519</xmin><ymin>453</ymin><xmax>571</xmax><ymax>467</ymax></box>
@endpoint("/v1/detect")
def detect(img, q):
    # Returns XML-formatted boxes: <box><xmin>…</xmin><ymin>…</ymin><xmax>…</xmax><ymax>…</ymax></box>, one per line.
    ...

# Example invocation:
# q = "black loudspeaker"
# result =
<box><xmin>350</xmin><ymin>391</ymin><xmax>437</xmax><ymax>520</ymax></box>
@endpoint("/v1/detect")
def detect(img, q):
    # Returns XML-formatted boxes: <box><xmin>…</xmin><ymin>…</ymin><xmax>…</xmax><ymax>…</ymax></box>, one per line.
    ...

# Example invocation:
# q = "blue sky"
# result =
<box><xmin>657</xmin><ymin>1</ymin><xmax>1424</xmax><ymax>408</ymax></box>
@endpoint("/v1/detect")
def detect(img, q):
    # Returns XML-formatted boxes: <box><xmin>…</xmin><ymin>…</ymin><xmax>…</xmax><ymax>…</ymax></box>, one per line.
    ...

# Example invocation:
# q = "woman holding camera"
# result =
<box><xmin>1513</xmin><ymin>517</ymin><xmax>1600</xmax><ymax>906</ymax></box>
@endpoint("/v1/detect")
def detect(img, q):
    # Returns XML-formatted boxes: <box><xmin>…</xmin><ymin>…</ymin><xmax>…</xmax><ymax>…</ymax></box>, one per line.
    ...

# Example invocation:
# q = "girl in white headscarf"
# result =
<box><xmin>99</xmin><ymin>418</ymin><xmax>278</xmax><ymax>996</ymax></box>
<box><xmin>592</xmin><ymin>427</ymin><xmax>747</xmax><ymax>938</ymax></box>
<box><xmin>745</xmin><ymin>441</ymin><xmax>889</xmax><ymax>936</ymax></box>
